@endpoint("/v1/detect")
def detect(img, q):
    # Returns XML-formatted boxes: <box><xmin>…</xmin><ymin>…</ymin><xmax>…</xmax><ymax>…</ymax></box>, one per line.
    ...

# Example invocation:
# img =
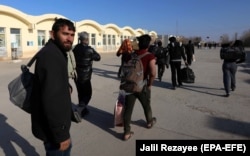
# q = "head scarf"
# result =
<box><xmin>117</xmin><ymin>39</ymin><xmax>133</xmax><ymax>54</ymax></box>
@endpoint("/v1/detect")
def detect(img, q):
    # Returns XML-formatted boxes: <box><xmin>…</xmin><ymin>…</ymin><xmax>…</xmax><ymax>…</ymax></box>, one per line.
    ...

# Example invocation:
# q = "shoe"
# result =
<box><xmin>225</xmin><ymin>93</ymin><xmax>230</xmax><ymax>97</ymax></box>
<box><xmin>123</xmin><ymin>131</ymin><xmax>134</xmax><ymax>141</ymax></box>
<box><xmin>171</xmin><ymin>86</ymin><xmax>176</xmax><ymax>90</ymax></box>
<box><xmin>81</xmin><ymin>108</ymin><xmax>90</xmax><ymax>117</ymax></box>
<box><xmin>231</xmin><ymin>87</ymin><xmax>235</xmax><ymax>91</ymax></box>
<box><xmin>71</xmin><ymin>110</ymin><xmax>82</xmax><ymax>123</ymax></box>
<box><xmin>147</xmin><ymin>117</ymin><xmax>157</xmax><ymax>129</ymax></box>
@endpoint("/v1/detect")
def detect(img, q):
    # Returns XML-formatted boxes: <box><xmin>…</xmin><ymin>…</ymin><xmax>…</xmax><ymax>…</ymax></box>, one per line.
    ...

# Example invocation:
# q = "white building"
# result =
<box><xmin>0</xmin><ymin>5</ymin><xmax>158</xmax><ymax>60</ymax></box>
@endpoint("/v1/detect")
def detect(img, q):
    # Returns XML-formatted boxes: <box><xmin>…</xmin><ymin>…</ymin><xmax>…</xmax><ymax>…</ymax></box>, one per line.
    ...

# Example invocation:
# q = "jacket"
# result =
<box><xmin>155</xmin><ymin>46</ymin><xmax>169</xmax><ymax>65</ymax></box>
<box><xmin>73</xmin><ymin>44</ymin><xmax>101</xmax><ymax>82</ymax></box>
<box><xmin>167</xmin><ymin>42</ymin><xmax>186</xmax><ymax>61</ymax></box>
<box><xmin>30</xmin><ymin>39</ymin><xmax>72</xmax><ymax>144</ymax></box>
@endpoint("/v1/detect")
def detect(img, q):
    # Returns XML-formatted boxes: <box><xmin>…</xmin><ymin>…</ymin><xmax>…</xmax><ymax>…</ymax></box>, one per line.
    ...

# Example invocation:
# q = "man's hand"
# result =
<box><xmin>59</xmin><ymin>138</ymin><xmax>71</xmax><ymax>151</ymax></box>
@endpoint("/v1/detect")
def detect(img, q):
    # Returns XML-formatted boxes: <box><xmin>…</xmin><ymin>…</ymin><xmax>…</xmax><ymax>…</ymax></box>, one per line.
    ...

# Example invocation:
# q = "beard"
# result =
<box><xmin>53</xmin><ymin>35</ymin><xmax>73</xmax><ymax>52</ymax></box>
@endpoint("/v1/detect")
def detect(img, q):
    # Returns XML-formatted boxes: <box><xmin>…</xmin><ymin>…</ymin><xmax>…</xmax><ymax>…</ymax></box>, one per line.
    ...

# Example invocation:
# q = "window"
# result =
<box><xmin>120</xmin><ymin>35</ymin><xmax>124</xmax><ymax>43</ymax></box>
<box><xmin>103</xmin><ymin>34</ymin><xmax>106</xmax><ymax>45</ymax></box>
<box><xmin>0</xmin><ymin>27</ymin><xmax>7</xmax><ymax>56</ymax></box>
<box><xmin>112</xmin><ymin>35</ymin><xmax>116</xmax><ymax>45</ymax></box>
<box><xmin>108</xmin><ymin>34</ymin><xmax>111</xmax><ymax>45</ymax></box>
<box><xmin>91</xmin><ymin>33</ymin><xmax>96</xmax><ymax>45</ymax></box>
<box><xmin>38</xmin><ymin>30</ymin><xmax>46</xmax><ymax>46</ymax></box>
<box><xmin>10</xmin><ymin>28</ymin><xmax>21</xmax><ymax>48</ymax></box>
<box><xmin>0</xmin><ymin>27</ymin><xmax>5</xmax><ymax>47</ymax></box>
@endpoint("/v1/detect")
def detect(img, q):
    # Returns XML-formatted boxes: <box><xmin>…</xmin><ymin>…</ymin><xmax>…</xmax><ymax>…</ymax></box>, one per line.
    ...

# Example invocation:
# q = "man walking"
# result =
<box><xmin>73</xmin><ymin>31</ymin><xmax>101</xmax><ymax>117</ymax></box>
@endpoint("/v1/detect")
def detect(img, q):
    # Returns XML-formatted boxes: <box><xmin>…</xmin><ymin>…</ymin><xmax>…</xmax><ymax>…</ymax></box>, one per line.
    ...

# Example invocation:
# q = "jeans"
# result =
<box><xmin>44</xmin><ymin>142</ymin><xmax>72</xmax><ymax>156</ymax></box>
<box><xmin>222</xmin><ymin>61</ymin><xmax>237</xmax><ymax>94</ymax></box>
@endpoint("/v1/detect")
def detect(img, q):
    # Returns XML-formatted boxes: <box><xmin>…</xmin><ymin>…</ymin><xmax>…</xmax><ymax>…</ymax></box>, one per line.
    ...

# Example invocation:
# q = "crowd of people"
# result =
<box><xmin>28</xmin><ymin>17</ymin><xmax>246</xmax><ymax>155</ymax></box>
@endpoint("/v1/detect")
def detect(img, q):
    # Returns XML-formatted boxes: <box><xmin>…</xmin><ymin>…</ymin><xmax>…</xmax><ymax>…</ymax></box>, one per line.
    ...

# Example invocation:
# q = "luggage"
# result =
<box><xmin>114</xmin><ymin>90</ymin><xmax>126</xmax><ymax>127</ymax></box>
<box><xmin>8</xmin><ymin>53</ymin><xmax>38</xmax><ymax>113</ymax></box>
<box><xmin>180</xmin><ymin>66</ymin><xmax>195</xmax><ymax>83</ymax></box>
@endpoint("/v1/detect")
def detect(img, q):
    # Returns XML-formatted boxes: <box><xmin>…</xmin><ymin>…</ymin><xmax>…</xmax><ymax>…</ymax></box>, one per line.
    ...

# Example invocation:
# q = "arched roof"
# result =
<box><xmin>122</xmin><ymin>26</ymin><xmax>136</xmax><ymax>36</ymax></box>
<box><xmin>103</xmin><ymin>24</ymin><xmax>121</xmax><ymax>35</ymax></box>
<box><xmin>149</xmin><ymin>31</ymin><xmax>158</xmax><ymax>38</ymax></box>
<box><xmin>135</xmin><ymin>28</ymin><xmax>145</xmax><ymax>35</ymax></box>
<box><xmin>35</xmin><ymin>14</ymin><xmax>68</xmax><ymax>25</ymax></box>
<box><xmin>76</xmin><ymin>19</ymin><xmax>102</xmax><ymax>33</ymax></box>
<box><xmin>0</xmin><ymin>5</ymin><xmax>32</xmax><ymax>29</ymax></box>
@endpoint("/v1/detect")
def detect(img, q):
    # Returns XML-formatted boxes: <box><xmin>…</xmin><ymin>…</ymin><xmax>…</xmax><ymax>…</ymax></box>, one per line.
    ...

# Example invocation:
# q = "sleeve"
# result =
<box><xmin>92</xmin><ymin>48</ymin><xmax>101</xmax><ymax>61</ymax></box>
<box><xmin>181</xmin><ymin>46</ymin><xmax>187</xmax><ymax>61</ymax></box>
<box><xmin>236</xmin><ymin>50</ymin><xmax>246</xmax><ymax>64</ymax></box>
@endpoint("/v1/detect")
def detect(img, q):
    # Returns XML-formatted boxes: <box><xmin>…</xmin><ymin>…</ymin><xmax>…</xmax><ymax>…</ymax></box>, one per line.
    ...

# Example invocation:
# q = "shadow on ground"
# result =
<box><xmin>206</xmin><ymin>116</ymin><xmax>250</xmax><ymax>138</ymax></box>
<box><xmin>0</xmin><ymin>114</ymin><xmax>39</xmax><ymax>156</ymax></box>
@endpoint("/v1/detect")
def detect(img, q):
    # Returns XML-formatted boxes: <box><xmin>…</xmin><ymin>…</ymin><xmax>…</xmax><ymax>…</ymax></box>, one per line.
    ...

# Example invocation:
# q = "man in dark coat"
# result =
<box><xmin>154</xmin><ymin>40</ymin><xmax>169</xmax><ymax>81</ymax></box>
<box><xmin>73</xmin><ymin>31</ymin><xmax>101</xmax><ymax>117</ymax></box>
<box><xmin>185</xmin><ymin>40</ymin><xmax>195</xmax><ymax>65</ymax></box>
<box><xmin>30</xmin><ymin>18</ymin><xmax>75</xmax><ymax>155</ymax></box>
<box><xmin>167</xmin><ymin>36</ymin><xmax>188</xmax><ymax>89</ymax></box>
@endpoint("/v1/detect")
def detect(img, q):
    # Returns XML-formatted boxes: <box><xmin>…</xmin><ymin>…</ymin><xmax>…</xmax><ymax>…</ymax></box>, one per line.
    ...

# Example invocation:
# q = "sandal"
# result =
<box><xmin>123</xmin><ymin>131</ymin><xmax>134</xmax><ymax>141</ymax></box>
<box><xmin>147</xmin><ymin>117</ymin><xmax>157</xmax><ymax>129</ymax></box>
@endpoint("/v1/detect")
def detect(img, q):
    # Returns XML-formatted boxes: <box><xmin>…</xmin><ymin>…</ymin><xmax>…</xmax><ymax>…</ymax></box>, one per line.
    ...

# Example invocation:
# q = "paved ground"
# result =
<box><xmin>0</xmin><ymin>48</ymin><xmax>249</xmax><ymax>156</ymax></box>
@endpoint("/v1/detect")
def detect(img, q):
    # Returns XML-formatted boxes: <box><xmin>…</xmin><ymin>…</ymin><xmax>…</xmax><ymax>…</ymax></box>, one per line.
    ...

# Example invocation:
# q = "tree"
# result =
<box><xmin>240</xmin><ymin>29</ymin><xmax>250</xmax><ymax>47</ymax></box>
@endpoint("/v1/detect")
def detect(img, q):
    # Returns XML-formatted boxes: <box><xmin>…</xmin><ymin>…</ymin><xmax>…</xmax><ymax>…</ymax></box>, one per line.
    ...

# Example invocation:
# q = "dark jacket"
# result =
<box><xmin>167</xmin><ymin>42</ymin><xmax>186</xmax><ymax>61</ymax></box>
<box><xmin>155</xmin><ymin>46</ymin><xmax>169</xmax><ymax>65</ymax></box>
<box><xmin>30</xmin><ymin>39</ymin><xmax>72</xmax><ymax>144</ymax></box>
<box><xmin>185</xmin><ymin>43</ymin><xmax>195</xmax><ymax>56</ymax></box>
<box><xmin>220</xmin><ymin>46</ymin><xmax>246</xmax><ymax>64</ymax></box>
<box><xmin>73</xmin><ymin>44</ymin><xmax>101</xmax><ymax>82</ymax></box>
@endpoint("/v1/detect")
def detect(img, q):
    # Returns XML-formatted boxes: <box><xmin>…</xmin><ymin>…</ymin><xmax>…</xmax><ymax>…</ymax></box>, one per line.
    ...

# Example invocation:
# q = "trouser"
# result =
<box><xmin>222</xmin><ymin>62</ymin><xmax>237</xmax><ymax>94</ymax></box>
<box><xmin>123</xmin><ymin>86</ymin><xmax>152</xmax><ymax>134</ymax></box>
<box><xmin>44</xmin><ymin>142</ymin><xmax>72</xmax><ymax>156</ymax></box>
<box><xmin>75</xmin><ymin>79</ymin><xmax>92</xmax><ymax>108</ymax></box>
<box><xmin>187</xmin><ymin>55</ymin><xmax>193</xmax><ymax>65</ymax></box>
<box><xmin>157</xmin><ymin>63</ymin><xmax>165</xmax><ymax>79</ymax></box>
<box><xmin>170</xmin><ymin>61</ymin><xmax>182</xmax><ymax>86</ymax></box>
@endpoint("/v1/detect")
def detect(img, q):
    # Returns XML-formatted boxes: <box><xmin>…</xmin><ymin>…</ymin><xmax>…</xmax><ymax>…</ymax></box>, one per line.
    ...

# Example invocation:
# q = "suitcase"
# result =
<box><xmin>180</xmin><ymin>66</ymin><xmax>195</xmax><ymax>83</ymax></box>
<box><xmin>114</xmin><ymin>90</ymin><xmax>126</xmax><ymax>127</ymax></box>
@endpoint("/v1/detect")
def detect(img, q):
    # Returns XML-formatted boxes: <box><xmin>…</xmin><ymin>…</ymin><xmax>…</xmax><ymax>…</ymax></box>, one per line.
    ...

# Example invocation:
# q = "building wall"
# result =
<box><xmin>0</xmin><ymin>5</ymin><xmax>157</xmax><ymax>60</ymax></box>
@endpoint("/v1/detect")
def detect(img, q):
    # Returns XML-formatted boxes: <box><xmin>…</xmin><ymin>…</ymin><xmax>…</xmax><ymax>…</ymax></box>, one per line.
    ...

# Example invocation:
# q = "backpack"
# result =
<box><xmin>119</xmin><ymin>52</ymin><xmax>149</xmax><ymax>93</ymax></box>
